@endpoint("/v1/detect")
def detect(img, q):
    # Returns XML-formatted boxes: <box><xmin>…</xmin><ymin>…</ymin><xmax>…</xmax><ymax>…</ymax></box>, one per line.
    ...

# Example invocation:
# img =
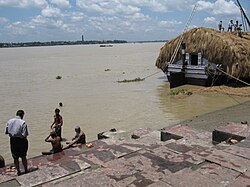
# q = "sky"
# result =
<box><xmin>0</xmin><ymin>0</ymin><xmax>249</xmax><ymax>42</ymax></box>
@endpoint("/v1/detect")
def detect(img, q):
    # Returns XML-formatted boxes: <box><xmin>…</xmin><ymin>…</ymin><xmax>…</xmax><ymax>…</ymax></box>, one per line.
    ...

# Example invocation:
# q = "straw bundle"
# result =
<box><xmin>156</xmin><ymin>27</ymin><xmax>250</xmax><ymax>78</ymax></box>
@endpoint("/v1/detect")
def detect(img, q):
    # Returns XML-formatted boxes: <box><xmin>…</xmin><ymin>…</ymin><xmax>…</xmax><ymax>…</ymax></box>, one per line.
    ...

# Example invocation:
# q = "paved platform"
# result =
<box><xmin>1</xmin><ymin>123</ymin><xmax>250</xmax><ymax>186</ymax></box>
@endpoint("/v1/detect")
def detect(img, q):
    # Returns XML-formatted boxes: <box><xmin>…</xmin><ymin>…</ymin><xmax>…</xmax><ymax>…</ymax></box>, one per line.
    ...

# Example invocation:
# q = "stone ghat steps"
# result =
<box><xmin>1</xmin><ymin>123</ymin><xmax>250</xmax><ymax>187</ymax></box>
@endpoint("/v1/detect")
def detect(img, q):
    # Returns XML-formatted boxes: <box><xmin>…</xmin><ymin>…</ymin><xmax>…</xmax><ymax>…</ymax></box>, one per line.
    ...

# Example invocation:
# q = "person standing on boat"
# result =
<box><xmin>5</xmin><ymin>110</ymin><xmax>29</xmax><ymax>175</ymax></box>
<box><xmin>51</xmin><ymin>108</ymin><xmax>63</xmax><ymax>141</ymax></box>
<box><xmin>234</xmin><ymin>20</ymin><xmax>239</xmax><ymax>31</ymax></box>
<box><xmin>227</xmin><ymin>20</ymin><xmax>234</xmax><ymax>32</ymax></box>
<box><xmin>218</xmin><ymin>20</ymin><xmax>224</xmax><ymax>31</ymax></box>
<box><xmin>236</xmin><ymin>23</ymin><xmax>242</xmax><ymax>37</ymax></box>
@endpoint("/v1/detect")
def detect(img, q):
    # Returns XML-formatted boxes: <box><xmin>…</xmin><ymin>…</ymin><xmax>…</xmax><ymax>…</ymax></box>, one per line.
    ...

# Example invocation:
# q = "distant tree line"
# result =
<box><xmin>0</xmin><ymin>40</ymin><xmax>128</xmax><ymax>48</ymax></box>
<box><xmin>132</xmin><ymin>40</ymin><xmax>168</xmax><ymax>43</ymax></box>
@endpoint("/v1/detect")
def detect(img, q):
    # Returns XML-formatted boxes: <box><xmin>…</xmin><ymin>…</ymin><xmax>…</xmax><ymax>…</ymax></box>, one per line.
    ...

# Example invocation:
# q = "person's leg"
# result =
<box><xmin>18</xmin><ymin>138</ymin><xmax>28</xmax><ymax>173</ymax></box>
<box><xmin>58</xmin><ymin>128</ymin><xmax>62</xmax><ymax>140</ymax></box>
<box><xmin>14</xmin><ymin>158</ymin><xmax>21</xmax><ymax>175</ymax></box>
<box><xmin>55</xmin><ymin>128</ymin><xmax>61</xmax><ymax>140</ymax></box>
<box><xmin>83</xmin><ymin>134</ymin><xmax>86</xmax><ymax>144</ymax></box>
<box><xmin>10</xmin><ymin>138</ymin><xmax>21</xmax><ymax>175</ymax></box>
<box><xmin>0</xmin><ymin>155</ymin><xmax>5</xmax><ymax>168</ymax></box>
<box><xmin>21</xmin><ymin>157</ymin><xmax>28</xmax><ymax>173</ymax></box>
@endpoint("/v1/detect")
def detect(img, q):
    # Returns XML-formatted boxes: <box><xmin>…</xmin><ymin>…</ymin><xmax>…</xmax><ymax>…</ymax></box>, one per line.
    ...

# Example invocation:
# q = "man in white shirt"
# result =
<box><xmin>5</xmin><ymin>110</ymin><xmax>29</xmax><ymax>175</ymax></box>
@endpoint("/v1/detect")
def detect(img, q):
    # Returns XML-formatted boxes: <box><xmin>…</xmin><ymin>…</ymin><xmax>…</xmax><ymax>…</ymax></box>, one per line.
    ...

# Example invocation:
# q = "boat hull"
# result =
<box><xmin>166</xmin><ymin>64</ymin><xmax>227</xmax><ymax>88</ymax></box>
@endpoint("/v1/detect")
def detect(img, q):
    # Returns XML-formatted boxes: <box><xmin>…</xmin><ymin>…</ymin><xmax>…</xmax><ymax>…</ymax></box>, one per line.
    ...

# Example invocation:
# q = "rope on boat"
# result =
<box><xmin>216</xmin><ymin>67</ymin><xmax>250</xmax><ymax>86</ymax></box>
<box><xmin>142</xmin><ymin>3</ymin><xmax>200</xmax><ymax>81</ymax></box>
<box><xmin>142</xmin><ymin>64</ymin><xmax>250</xmax><ymax>88</ymax></box>
<box><xmin>168</xmin><ymin>3</ymin><xmax>199</xmax><ymax>65</ymax></box>
<box><xmin>142</xmin><ymin>70</ymin><xmax>163</xmax><ymax>80</ymax></box>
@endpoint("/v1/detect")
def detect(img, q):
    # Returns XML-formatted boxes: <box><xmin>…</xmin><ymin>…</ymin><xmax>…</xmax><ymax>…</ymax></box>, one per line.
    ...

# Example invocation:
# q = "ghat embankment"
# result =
<box><xmin>1</xmin><ymin>101</ymin><xmax>250</xmax><ymax>186</ymax></box>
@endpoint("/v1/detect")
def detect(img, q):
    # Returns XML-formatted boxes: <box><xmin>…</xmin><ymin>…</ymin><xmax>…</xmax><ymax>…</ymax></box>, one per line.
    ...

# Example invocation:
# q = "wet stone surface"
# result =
<box><xmin>227</xmin><ymin>170</ymin><xmax>250</xmax><ymax>187</ymax></box>
<box><xmin>1</xmin><ymin>125</ymin><xmax>250</xmax><ymax>186</ymax></box>
<box><xmin>165</xmin><ymin>142</ymin><xmax>193</xmax><ymax>153</ymax></box>
<box><xmin>162</xmin><ymin>168</ymin><xmax>219</xmax><ymax>187</ymax></box>
<box><xmin>237</xmin><ymin>136</ymin><xmax>250</xmax><ymax>148</ymax></box>
<box><xmin>214</xmin><ymin>123</ymin><xmax>250</xmax><ymax>137</ymax></box>
<box><xmin>0</xmin><ymin>179</ymin><xmax>20</xmax><ymax>187</ymax></box>
<box><xmin>205</xmin><ymin>149</ymin><xmax>250</xmax><ymax>173</ymax></box>
<box><xmin>196</xmin><ymin>162</ymin><xmax>240</xmax><ymax>184</ymax></box>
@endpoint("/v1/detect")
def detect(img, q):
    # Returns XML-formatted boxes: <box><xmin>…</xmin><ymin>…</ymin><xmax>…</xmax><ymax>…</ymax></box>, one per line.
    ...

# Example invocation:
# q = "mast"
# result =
<box><xmin>235</xmin><ymin>0</ymin><xmax>250</xmax><ymax>28</ymax></box>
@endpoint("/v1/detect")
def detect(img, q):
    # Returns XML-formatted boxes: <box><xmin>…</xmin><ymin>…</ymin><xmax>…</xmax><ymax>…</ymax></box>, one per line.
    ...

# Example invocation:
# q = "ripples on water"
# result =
<box><xmin>0</xmin><ymin>43</ymin><xmax>249</xmax><ymax>164</ymax></box>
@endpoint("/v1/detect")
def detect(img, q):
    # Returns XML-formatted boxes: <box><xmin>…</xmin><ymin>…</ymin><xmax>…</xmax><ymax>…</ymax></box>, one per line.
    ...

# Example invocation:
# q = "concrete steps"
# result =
<box><xmin>1</xmin><ymin>123</ymin><xmax>250</xmax><ymax>186</ymax></box>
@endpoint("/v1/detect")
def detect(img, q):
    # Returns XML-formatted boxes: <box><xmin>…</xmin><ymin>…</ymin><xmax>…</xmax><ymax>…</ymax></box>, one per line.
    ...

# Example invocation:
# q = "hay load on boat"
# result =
<box><xmin>155</xmin><ymin>27</ymin><xmax>250</xmax><ymax>88</ymax></box>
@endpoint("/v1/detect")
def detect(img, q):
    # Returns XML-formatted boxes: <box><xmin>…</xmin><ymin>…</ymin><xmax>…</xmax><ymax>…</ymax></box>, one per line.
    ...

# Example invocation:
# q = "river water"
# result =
<box><xmin>0</xmin><ymin>42</ymin><xmax>249</xmax><ymax>164</ymax></box>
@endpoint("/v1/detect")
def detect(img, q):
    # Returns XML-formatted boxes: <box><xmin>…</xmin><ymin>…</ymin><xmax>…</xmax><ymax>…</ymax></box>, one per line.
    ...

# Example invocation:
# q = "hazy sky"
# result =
<box><xmin>0</xmin><ymin>0</ymin><xmax>249</xmax><ymax>42</ymax></box>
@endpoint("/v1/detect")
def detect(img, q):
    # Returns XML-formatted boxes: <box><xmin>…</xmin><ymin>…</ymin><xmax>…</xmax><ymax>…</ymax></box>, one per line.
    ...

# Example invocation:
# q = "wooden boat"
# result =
<box><xmin>100</xmin><ymin>44</ymin><xmax>113</xmax><ymax>47</ymax></box>
<box><xmin>156</xmin><ymin>1</ymin><xmax>250</xmax><ymax>88</ymax></box>
<box><xmin>165</xmin><ymin>43</ymin><xmax>226</xmax><ymax>88</ymax></box>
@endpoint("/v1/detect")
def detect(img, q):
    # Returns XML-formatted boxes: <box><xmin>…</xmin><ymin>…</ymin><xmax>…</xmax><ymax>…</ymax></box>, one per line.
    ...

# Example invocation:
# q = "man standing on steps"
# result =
<box><xmin>5</xmin><ymin>110</ymin><xmax>29</xmax><ymax>175</ymax></box>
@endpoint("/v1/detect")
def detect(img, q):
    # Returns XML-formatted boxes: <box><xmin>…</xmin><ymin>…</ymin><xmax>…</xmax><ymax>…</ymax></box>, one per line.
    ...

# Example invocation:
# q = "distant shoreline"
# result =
<box><xmin>0</xmin><ymin>40</ymin><xmax>167</xmax><ymax>48</ymax></box>
<box><xmin>0</xmin><ymin>40</ymin><xmax>127</xmax><ymax>48</ymax></box>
